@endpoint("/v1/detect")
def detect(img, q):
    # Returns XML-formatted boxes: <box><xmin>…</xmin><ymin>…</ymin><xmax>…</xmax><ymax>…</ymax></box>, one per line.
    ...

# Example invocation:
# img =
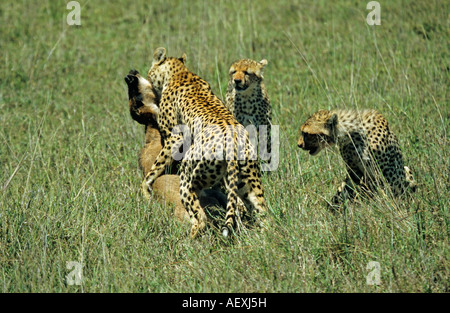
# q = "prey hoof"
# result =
<box><xmin>128</xmin><ymin>69</ymin><xmax>139</xmax><ymax>76</ymax></box>
<box><xmin>124</xmin><ymin>69</ymin><xmax>139</xmax><ymax>86</ymax></box>
<box><xmin>124</xmin><ymin>74</ymin><xmax>136</xmax><ymax>85</ymax></box>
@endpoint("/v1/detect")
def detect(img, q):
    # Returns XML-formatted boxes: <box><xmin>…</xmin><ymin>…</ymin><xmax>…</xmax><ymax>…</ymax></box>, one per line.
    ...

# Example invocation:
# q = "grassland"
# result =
<box><xmin>0</xmin><ymin>0</ymin><xmax>448</xmax><ymax>293</ymax></box>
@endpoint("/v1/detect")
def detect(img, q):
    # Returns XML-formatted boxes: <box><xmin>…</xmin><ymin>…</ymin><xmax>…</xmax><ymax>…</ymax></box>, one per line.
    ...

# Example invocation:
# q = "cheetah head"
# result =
<box><xmin>297</xmin><ymin>110</ymin><xmax>338</xmax><ymax>156</ymax></box>
<box><xmin>147</xmin><ymin>47</ymin><xmax>187</xmax><ymax>96</ymax></box>
<box><xmin>229</xmin><ymin>59</ymin><xmax>267</xmax><ymax>93</ymax></box>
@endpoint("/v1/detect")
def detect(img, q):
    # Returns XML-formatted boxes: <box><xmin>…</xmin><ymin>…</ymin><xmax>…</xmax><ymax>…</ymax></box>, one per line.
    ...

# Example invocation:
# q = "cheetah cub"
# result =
<box><xmin>297</xmin><ymin>109</ymin><xmax>417</xmax><ymax>207</ymax></box>
<box><xmin>226</xmin><ymin>59</ymin><xmax>273</xmax><ymax>167</ymax></box>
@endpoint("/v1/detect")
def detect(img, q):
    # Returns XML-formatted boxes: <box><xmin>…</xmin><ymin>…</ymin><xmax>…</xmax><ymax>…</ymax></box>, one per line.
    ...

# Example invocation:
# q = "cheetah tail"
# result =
<box><xmin>223</xmin><ymin>159</ymin><xmax>239</xmax><ymax>238</ymax></box>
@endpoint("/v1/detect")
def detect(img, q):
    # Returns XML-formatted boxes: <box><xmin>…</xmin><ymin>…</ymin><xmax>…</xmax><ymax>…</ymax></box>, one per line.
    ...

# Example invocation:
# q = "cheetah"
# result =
<box><xmin>124</xmin><ymin>70</ymin><xmax>228</xmax><ymax>224</ymax></box>
<box><xmin>297</xmin><ymin>109</ymin><xmax>417</xmax><ymax>207</ymax></box>
<box><xmin>142</xmin><ymin>48</ymin><xmax>266</xmax><ymax>237</ymax></box>
<box><xmin>226</xmin><ymin>59</ymin><xmax>273</xmax><ymax>167</ymax></box>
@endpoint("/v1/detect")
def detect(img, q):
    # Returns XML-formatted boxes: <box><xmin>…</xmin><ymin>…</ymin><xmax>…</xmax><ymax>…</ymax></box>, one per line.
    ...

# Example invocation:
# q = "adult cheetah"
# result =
<box><xmin>297</xmin><ymin>109</ymin><xmax>417</xmax><ymax>207</ymax></box>
<box><xmin>142</xmin><ymin>48</ymin><xmax>266</xmax><ymax>237</ymax></box>
<box><xmin>124</xmin><ymin>70</ymin><xmax>228</xmax><ymax>223</ymax></box>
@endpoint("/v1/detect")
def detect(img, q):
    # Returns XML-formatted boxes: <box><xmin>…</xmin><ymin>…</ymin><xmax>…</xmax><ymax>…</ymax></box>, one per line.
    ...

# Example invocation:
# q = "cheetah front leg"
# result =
<box><xmin>330</xmin><ymin>177</ymin><xmax>358</xmax><ymax>210</ymax></box>
<box><xmin>141</xmin><ymin>134</ymin><xmax>183</xmax><ymax>199</ymax></box>
<box><xmin>404</xmin><ymin>166</ymin><xmax>417</xmax><ymax>193</ymax></box>
<box><xmin>330</xmin><ymin>162</ymin><xmax>366</xmax><ymax>210</ymax></box>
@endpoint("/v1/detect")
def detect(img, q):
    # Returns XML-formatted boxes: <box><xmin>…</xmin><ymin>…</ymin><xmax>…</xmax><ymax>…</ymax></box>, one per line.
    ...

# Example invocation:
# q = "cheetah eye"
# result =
<box><xmin>243</xmin><ymin>71</ymin><xmax>249</xmax><ymax>75</ymax></box>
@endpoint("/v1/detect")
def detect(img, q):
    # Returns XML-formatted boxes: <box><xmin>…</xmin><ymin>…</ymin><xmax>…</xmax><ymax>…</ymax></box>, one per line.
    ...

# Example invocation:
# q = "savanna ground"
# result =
<box><xmin>0</xmin><ymin>0</ymin><xmax>448</xmax><ymax>293</ymax></box>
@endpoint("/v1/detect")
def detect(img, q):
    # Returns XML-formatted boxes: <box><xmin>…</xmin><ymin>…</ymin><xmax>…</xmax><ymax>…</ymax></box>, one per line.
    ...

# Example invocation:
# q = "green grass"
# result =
<box><xmin>0</xmin><ymin>0</ymin><xmax>448</xmax><ymax>292</ymax></box>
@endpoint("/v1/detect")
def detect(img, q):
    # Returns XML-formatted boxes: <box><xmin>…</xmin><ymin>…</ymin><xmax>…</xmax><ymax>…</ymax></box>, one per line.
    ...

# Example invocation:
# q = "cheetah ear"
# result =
<box><xmin>327</xmin><ymin>113</ymin><xmax>338</xmax><ymax>129</ymax></box>
<box><xmin>259</xmin><ymin>59</ymin><xmax>268</xmax><ymax>68</ymax></box>
<box><xmin>179</xmin><ymin>53</ymin><xmax>187</xmax><ymax>64</ymax></box>
<box><xmin>254</xmin><ymin>59</ymin><xmax>268</xmax><ymax>78</ymax></box>
<box><xmin>153</xmin><ymin>47</ymin><xmax>166</xmax><ymax>64</ymax></box>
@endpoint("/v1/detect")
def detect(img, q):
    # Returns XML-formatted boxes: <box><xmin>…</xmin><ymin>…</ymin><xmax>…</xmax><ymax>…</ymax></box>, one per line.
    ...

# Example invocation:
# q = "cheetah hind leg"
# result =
<box><xmin>182</xmin><ymin>189</ymin><xmax>208</xmax><ymax>238</ymax></box>
<box><xmin>222</xmin><ymin>160</ymin><xmax>262</xmax><ymax>238</ymax></box>
<box><xmin>235</xmin><ymin>161</ymin><xmax>267</xmax><ymax>231</ymax></box>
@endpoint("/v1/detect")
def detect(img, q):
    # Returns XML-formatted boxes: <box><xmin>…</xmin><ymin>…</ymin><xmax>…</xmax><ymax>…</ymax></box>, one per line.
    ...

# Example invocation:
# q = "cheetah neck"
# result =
<box><xmin>229</xmin><ymin>83</ymin><xmax>266</xmax><ymax>109</ymax></box>
<box><xmin>331</xmin><ymin>110</ymin><xmax>369</xmax><ymax>144</ymax></box>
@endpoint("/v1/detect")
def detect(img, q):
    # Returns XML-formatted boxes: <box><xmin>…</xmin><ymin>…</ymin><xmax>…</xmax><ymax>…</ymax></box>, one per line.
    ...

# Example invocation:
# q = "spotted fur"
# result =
<box><xmin>297</xmin><ymin>109</ymin><xmax>417</xmax><ymax>206</ymax></box>
<box><xmin>143</xmin><ymin>48</ymin><xmax>266</xmax><ymax>237</ymax></box>
<box><xmin>125</xmin><ymin>70</ymin><xmax>231</xmax><ymax>224</ymax></box>
<box><xmin>226</xmin><ymin>59</ymin><xmax>272</xmax><ymax>162</ymax></box>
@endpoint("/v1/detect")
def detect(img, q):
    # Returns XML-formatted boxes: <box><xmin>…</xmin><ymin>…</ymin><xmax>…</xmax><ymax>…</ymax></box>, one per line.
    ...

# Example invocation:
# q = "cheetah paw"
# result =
<box><xmin>141</xmin><ymin>179</ymin><xmax>152</xmax><ymax>200</ymax></box>
<box><xmin>190</xmin><ymin>225</ymin><xmax>200</xmax><ymax>238</ymax></box>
